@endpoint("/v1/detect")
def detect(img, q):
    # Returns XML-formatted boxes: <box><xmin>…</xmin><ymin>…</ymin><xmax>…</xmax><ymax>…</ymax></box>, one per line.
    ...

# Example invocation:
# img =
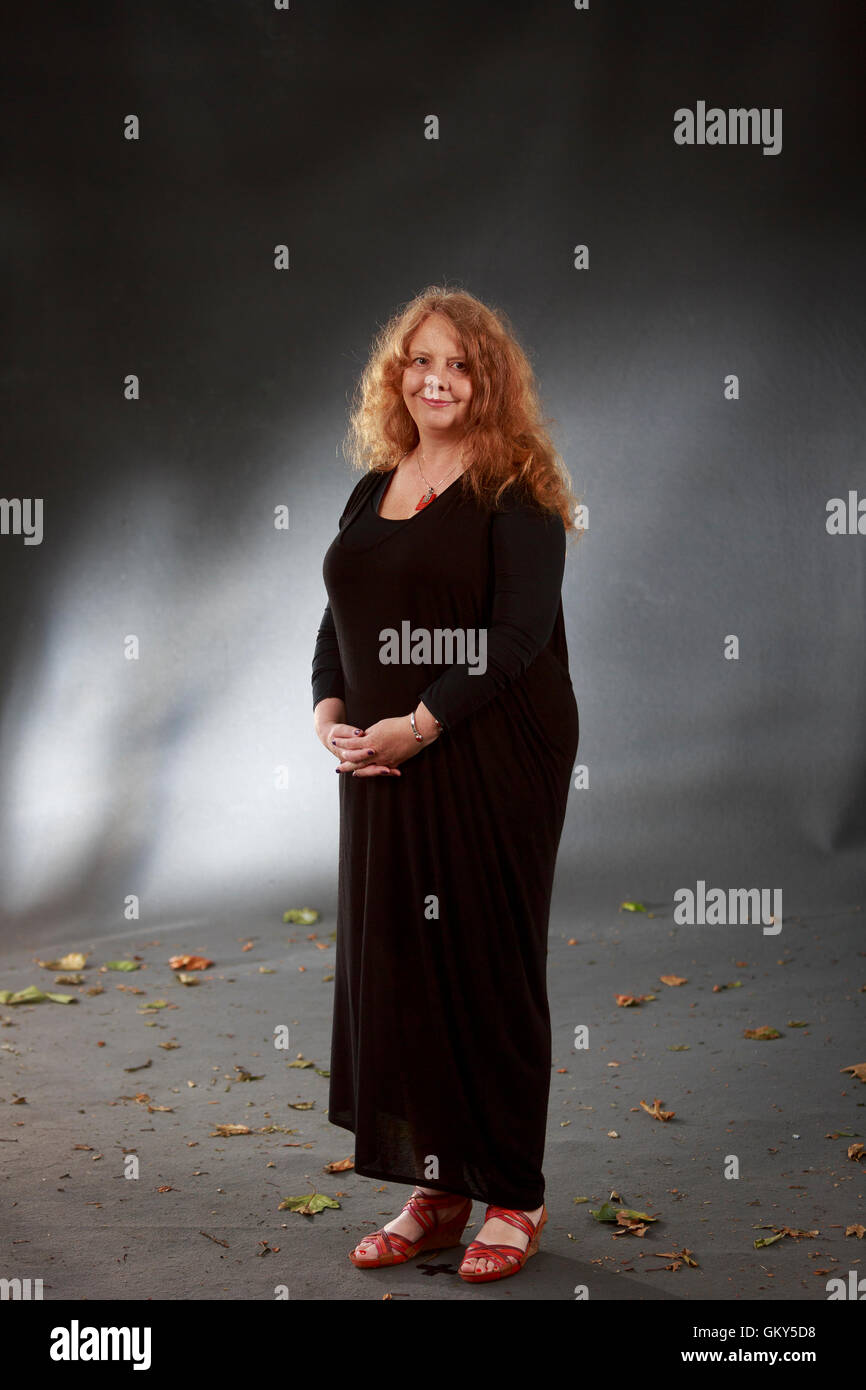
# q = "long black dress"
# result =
<box><xmin>311</xmin><ymin>466</ymin><xmax>579</xmax><ymax>1210</ymax></box>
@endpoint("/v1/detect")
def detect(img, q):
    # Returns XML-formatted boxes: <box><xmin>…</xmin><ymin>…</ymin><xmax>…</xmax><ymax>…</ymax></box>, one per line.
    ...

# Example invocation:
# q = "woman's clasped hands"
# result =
<box><xmin>320</xmin><ymin>707</ymin><xmax>441</xmax><ymax>777</ymax></box>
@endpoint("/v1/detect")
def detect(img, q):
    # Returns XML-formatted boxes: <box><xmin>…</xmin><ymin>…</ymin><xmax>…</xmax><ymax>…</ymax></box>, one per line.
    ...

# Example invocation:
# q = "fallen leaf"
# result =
<box><xmin>123</xmin><ymin>1060</ymin><xmax>152</xmax><ymax>1073</ymax></box>
<box><xmin>743</xmin><ymin>1026</ymin><xmax>782</xmax><ymax>1040</ymax></box>
<box><xmin>53</xmin><ymin>973</ymin><xmax>84</xmax><ymax>986</ymax></box>
<box><xmin>846</xmin><ymin>1225</ymin><xmax>865</xmax><ymax>1238</ymax></box>
<box><xmin>36</xmin><ymin>952</ymin><xmax>89</xmax><ymax>971</ymax></box>
<box><xmin>640</xmin><ymin>1097</ymin><xmax>676</xmax><ymax>1122</ymax></box>
<box><xmin>288</xmin><ymin>1101</ymin><xmax>315</xmax><ymax>1110</ymax></box>
<box><xmin>168</xmin><ymin>954</ymin><xmax>213</xmax><ymax>971</ymax></box>
<box><xmin>0</xmin><ymin>986</ymin><xmax>77</xmax><ymax>1005</ymax></box>
<box><xmin>841</xmin><ymin>1063</ymin><xmax>866</xmax><ymax>1084</ymax></box>
<box><xmin>615</xmin><ymin>994</ymin><xmax>654</xmax><ymax>1007</ymax></box>
<box><xmin>104</xmin><ymin>961</ymin><xmax>141</xmax><ymax>972</ymax></box>
<box><xmin>647</xmin><ymin>1248</ymin><xmax>698</xmax><ymax>1271</ymax></box>
<box><xmin>210</xmin><ymin>1124</ymin><xmax>252</xmax><ymax>1137</ymax></box>
<box><xmin>277</xmin><ymin>1192</ymin><xmax>340</xmax><ymax>1215</ymax></box>
<box><xmin>847</xmin><ymin>1142</ymin><xmax>865</xmax><ymax>1162</ymax></box>
<box><xmin>323</xmin><ymin>1157</ymin><xmax>354</xmax><ymax>1173</ymax></box>
<box><xmin>659</xmin><ymin>975</ymin><xmax>687</xmax><ymax>987</ymax></box>
<box><xmin>712</xmin><ymin>981</ymin><xmax>743</xmax><ymax>992</ymax></box>
<box><xmin>591</xmin><ymin>1202</ymin><xmax>657</xmax><ymax>1224</ymax></box>
<box><xmin>620</xmin><ymin>901</ymin><xmax>647</xmax><ymax>913</ymax></box>
<box><xmin>283</xmin><ymin>908</ymin><xmax>320</xmax><ymax>925</ymax></box>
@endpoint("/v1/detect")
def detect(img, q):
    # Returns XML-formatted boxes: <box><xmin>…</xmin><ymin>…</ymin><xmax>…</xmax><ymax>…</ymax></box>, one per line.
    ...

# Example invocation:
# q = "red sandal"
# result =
<box><xmin>458</xmin><ymin>1203</ymin><xmax>547</xmax><ymax>1282</ymax></box>
<box><xmin>349</xmin><ymin>1187</ymin><xmax>473</xmax><ymax>1268</ymax></box>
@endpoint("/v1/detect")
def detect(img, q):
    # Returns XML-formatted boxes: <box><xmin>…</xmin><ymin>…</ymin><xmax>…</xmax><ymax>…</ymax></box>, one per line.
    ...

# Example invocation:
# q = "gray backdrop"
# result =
<box><xmin>2</xmin><ymin>0</ymin><xmax>863</xmax><ymax>944</ymax></box>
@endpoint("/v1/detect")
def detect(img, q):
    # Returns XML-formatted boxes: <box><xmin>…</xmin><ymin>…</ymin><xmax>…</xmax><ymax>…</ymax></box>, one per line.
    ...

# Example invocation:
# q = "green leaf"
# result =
<box><xmin>590</xmin><ymin>1202</ymin><xmax>657</xmax><ymax>1224</ymax></box>
<box><xmin>1</xmin><ymin>985</ymin><xmax>77</xmax><ymax>1005</ymax></box>
<box><xmin>668</xmin><ymin>1044</ymin><xmax>690</xmax><ymax>1051</ymax></box>
<box><xmin>315</xmin><ymin>1068</ymin><xmax>330</xmax><ymax>1078</ymax></box>
<box><xmin>1</xmin><ymin>986</ymin><xmax>48</xmax><ymax>1005</ymax></box>
<box><xmin>620</xmin><ymin>901</ymin><xmax>647</xmax><ymax>913</ymax></box>
<box><xmin>105</xmin><ymin>960</ymin><xmax>140</xmax><ymax>972</ymax></box>
<box><xmin>754</xmin><ymin>1233</ymin><xmax>783</xmax><ymax>1248</ymax></box>
<box><xmin>282</xmin><ymin>908</ymin><xmax>320</xmax><ymax>925</ymax></box>
<box><xmin>277</xmin><ymin>1192</ymin><xmax>340</xmax><ymax>1215</ymax></box>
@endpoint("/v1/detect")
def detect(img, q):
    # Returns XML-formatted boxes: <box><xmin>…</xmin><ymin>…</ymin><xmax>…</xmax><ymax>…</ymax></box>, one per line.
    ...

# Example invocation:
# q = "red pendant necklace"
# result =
<box><xmin>415</xmin><ymin>445</ymin><xmax>464</xmax><ymax>510</ymax></box>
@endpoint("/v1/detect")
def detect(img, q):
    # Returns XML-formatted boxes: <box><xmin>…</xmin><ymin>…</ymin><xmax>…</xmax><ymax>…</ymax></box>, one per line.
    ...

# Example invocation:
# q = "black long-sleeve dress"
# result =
<box><xmin>311</xmin><ymin>466</ymin><xmax>579</xmax><ymax>1210</ymax></box>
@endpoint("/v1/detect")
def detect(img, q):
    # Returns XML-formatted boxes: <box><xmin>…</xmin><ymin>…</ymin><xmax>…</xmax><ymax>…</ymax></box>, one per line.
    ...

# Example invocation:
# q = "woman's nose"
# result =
<box><xmin>423</xmin><ymin>372</ymin><xmax>450</xmax><ymax>396</ymax></box>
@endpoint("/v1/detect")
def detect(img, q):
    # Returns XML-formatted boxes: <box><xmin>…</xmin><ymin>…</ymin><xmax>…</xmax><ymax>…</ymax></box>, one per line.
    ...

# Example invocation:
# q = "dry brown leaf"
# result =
<box><xmin>640</xmin><ymin>1097</ymin><xmax>676</xmax><ymax>1122</ymax></box>
<box><xmin>168</xmin><ymin>954</ymin><xmax>214</xmax><ymax>971</ymax></box>
<box><xmin>648</xmin><ymin>1248</ymin><xmax>698</xmax><ymax>1271</ymax></box>
<box><xmin>615</xmin><ymin>993</ymin><xmax>654</xmax><ymax>1007</ymax></box>
<box><xmin>323</xmin><ymin>1156</ymin><xmax>355</xmax><ymax>1173</ymax></box>
<box><xmin>659</xmin><ymin>975</ymin><xmax>688</xmax><ymax>987</ymax></box>
<box><xmin>210</xmin><ymin>1124</ymin><xmax>252</xmax><ymax>1137</ymax></box>
<box><xmin>847</xmin><ymin>1142</ymin><xmax>865</xmax><ymax>1162</ymax></box>
<box><xmin>845</xmin><ymin>1224</ymin><xmax>865</xmax><ymax>1238</ymax></box>
<box><xmin>841</xmin><ymin>1063</ymin><xmax>866</xmax><ymax>1084</ymax></box>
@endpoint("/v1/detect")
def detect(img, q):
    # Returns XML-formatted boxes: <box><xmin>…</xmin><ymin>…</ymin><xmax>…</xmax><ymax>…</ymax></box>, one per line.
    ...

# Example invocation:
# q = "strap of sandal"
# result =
<box><xmin>405</xmin><ymin>1189</ymin><xmax>466</xmax><ymax>1236</ymax></box>
<box><xmin>483</xmin><ymin>1206</ymin><xmax>537</xmax><ymax>1240</ymax></box>
<box><xmin>356</xmin><ymin>1226</ymin><xmax>415</xmax><ymax>1259</ymax></box>
<box><xmin>463</xmin><ymin>1240</ymin><xmax>522</xmax><ymax>1267</ymax></box>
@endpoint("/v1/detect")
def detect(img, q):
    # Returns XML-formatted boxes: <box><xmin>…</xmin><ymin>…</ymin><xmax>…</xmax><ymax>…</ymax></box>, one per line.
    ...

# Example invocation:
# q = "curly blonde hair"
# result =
<box><xmin>343</xmin><ymin>284</ymin><xmax>582</xmax><ymax>535</ymax></box>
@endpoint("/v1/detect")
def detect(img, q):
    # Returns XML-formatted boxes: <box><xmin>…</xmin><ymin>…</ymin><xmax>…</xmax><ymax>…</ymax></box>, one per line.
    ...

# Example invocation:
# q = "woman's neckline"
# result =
<box><xmin>373</xmin><ymin>455</ymin><xmax>466</xmax><ymax>521</ymax></box>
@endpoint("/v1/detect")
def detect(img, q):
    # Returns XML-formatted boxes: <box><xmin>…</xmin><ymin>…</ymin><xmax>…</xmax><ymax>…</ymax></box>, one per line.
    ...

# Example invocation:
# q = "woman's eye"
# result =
<box><xmin>412</xmin><ymin>357</ymin><xmax>467</xmax><ymax>370</ymax></box>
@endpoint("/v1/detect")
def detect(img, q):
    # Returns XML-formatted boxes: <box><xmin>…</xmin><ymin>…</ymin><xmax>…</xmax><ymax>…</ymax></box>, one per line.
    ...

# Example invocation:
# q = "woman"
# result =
<box><xmin>311</xmin><ymin>286</ymin><xmax>580</xmax><ymax>1283</ymax></box>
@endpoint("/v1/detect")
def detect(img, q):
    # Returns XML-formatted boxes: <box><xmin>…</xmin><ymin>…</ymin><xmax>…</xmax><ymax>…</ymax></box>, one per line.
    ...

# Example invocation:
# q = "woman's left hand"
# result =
<box><xmin>332</xmin><ymin>712</ymin><xmax>439</xmax><ymax>777</ymax></box>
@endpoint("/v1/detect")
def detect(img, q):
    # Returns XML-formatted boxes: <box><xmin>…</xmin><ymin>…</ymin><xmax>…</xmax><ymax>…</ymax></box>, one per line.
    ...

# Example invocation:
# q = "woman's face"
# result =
<box><xmin>401</xmin><ymin>313</ymin><xmax>473</xmax><ymax>439</ymax></box>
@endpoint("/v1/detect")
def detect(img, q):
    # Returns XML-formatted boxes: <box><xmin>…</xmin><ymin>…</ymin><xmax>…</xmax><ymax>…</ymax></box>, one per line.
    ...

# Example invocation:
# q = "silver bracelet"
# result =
<box><xmin>410</xmin><ymin>710</ymin><xmax>443</xmax><ymax>742</ymax></box>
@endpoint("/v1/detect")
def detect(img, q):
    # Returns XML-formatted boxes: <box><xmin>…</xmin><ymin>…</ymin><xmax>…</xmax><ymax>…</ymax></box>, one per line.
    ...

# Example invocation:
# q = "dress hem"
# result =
<box><xmin>326</xmin><ymin>1115</ymin><xmax>545</xmax><ymax>1210</ymax></box>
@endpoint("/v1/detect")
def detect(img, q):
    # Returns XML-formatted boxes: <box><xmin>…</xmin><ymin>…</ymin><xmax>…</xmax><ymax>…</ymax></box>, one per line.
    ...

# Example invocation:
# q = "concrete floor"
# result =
<box><xmin>1</xmin><ymin>891</ymin><xmax>863</xmax><ymax>1302</ymax></box>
